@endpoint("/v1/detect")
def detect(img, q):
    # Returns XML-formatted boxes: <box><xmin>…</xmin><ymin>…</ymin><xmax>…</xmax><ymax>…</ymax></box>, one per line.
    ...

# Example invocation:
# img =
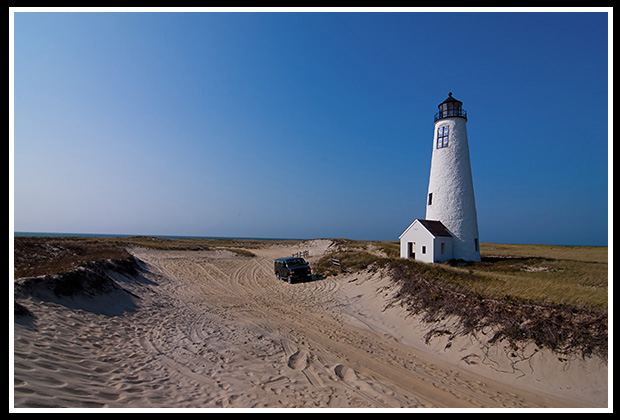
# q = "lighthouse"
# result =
<box><xmin>400</xmin><ymin>93</ymin><xmax>480</xmax><ymax>262</ymax></box>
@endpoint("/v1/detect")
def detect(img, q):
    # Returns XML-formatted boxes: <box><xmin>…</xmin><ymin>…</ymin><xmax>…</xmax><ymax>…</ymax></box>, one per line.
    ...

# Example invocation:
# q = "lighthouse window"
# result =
<box><xmin>437</xmin><ymin>126</ymin><xmax>449</xmax><ymax>149</ymax></box>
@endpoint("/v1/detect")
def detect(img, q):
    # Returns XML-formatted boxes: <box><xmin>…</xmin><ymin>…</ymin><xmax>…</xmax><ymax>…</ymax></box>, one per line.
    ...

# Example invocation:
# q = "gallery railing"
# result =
<box><xmin>434</xmin><ymin>108</ymin><xmax>467</xmax><ymax>122</ymax></box>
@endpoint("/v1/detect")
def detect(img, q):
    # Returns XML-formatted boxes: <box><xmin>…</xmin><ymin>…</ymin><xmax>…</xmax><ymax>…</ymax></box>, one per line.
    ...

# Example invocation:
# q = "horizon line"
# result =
<box><xmin>12</xmin><ymin>231</ymin><xmax>608</xmax><ymax>248</ymax></box>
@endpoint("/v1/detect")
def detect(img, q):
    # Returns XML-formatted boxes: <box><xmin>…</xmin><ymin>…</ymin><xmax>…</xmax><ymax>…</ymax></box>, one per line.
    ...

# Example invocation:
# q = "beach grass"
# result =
<box><xmin>13</xmin><ymin>236</ymin><xmax>134</xmax><ymax>279</ymax></box>
<box><xmin>315</xmin><ymin>240</ymin><xmax>608</xmax><ymax>312</ymax></box>
<box><xmin>469</xmin><ymin>243</ymin><xmax>608</xmax><ymax>311</ymax></box>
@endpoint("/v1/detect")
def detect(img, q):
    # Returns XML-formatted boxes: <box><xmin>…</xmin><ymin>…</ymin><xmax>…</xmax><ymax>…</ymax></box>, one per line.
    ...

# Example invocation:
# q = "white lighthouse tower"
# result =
<box><xmin>400</xmin><ymin>93</ymin><xmax>480</xmax><ymax>262</ymax></box>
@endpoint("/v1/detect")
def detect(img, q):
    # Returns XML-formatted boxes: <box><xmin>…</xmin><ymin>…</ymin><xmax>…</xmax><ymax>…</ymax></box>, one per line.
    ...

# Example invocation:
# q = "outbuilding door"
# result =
<box><xmin>407</xmin><ymin>242</ymin><xmax>415</xmax><ymax>259</ymax></box>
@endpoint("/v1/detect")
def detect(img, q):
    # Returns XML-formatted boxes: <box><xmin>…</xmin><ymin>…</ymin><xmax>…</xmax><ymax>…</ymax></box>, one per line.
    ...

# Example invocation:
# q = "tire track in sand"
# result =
<box><xmin>76</xmin><ymin>247</ymin><xmax>587</xmax><ymax>409</ymax></box>
<box><xmin>138</xmin><ymin>250</ymin><xmax>413</xmax><ymax>407</ymax></box>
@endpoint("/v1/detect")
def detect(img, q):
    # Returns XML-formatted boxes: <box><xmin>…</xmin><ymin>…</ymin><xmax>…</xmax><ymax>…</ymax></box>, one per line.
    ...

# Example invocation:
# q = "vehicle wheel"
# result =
<box><xmin>287</xmin><ymin>275</ymin><xmax>293</xmax><ymax>284</ymax></box>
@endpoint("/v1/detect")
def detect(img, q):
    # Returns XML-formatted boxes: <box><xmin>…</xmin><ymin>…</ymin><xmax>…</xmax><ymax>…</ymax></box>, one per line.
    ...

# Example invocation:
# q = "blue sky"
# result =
<box><xmin>10</xmin><ymin>9</ymin><xmax>610</xmax><ymax>246</ymax></box>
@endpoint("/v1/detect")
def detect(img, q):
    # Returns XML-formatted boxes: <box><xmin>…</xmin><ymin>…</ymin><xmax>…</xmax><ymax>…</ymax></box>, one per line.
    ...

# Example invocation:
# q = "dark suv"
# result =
<box><xmin>274</xmin><ymin>257</ymin><xmax>312</xmax><ymax>284</ymax></box>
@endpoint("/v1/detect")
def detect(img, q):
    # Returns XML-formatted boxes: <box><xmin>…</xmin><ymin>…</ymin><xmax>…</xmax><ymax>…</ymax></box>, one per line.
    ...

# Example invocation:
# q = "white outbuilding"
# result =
<box><xmin>400</xmin><ymin>93</ymin><xmax>481</xmax><ymax>263</ymax></box>
<box><xmin>399</xmin><ymin>219</ymin><xmax>453</xmax><ymax>263</ymax></box>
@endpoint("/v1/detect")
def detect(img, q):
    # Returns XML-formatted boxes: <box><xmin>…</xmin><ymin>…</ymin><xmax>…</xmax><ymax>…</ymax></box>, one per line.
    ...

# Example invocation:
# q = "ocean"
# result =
<box><xmin>13</xmin><ymin>232</ymin><xmax>304</xmax><ymax>241</ymax></box>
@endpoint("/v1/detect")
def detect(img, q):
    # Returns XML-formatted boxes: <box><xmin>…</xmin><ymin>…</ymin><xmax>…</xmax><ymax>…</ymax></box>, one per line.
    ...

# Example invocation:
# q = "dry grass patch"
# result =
<box><xmin>14</xmin><ymin>236</ymin><xmax>133</xmax><ymax>279</ymax></box>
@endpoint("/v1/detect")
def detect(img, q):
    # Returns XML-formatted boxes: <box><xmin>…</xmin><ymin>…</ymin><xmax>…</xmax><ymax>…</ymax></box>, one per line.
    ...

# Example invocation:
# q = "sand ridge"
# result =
<box><xmin>12</xmin><ymin>241</ymin><xmax>607</xmax><ymax>409</ymax></box>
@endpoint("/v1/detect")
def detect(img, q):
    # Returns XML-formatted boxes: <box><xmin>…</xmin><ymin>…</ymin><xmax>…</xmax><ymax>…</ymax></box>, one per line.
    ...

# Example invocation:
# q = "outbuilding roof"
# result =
<box><xmin>399</xmin><ymin>219</ymin><xmax>453</xmax><ymax>239</ymax></box>
<box><xmin>416</xmin><ymin>219</ymin><xmax>452</xmax><ymax>237</ymax></box>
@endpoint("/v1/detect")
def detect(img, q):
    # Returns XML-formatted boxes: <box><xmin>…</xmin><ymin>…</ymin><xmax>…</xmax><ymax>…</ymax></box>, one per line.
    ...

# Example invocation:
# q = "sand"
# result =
<box><xmin>12</xmin><ymin>240</ymin><xmax>608</xmax><ymax>410</ymax></box>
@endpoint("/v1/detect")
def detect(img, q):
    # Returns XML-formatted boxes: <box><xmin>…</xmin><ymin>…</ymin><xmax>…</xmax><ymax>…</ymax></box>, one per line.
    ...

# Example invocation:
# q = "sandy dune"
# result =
<box><xmin>12</xmin><ymin>240</ymin><xmax>607</xmax><ymax>409</ymax></box>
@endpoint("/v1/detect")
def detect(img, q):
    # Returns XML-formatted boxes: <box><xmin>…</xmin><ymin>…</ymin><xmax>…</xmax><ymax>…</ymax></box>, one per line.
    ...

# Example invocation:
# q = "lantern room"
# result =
<box><xmin>434</xmin><ymin>92</ymin><xmax>467</xmax><ymax>122</ymax></box>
